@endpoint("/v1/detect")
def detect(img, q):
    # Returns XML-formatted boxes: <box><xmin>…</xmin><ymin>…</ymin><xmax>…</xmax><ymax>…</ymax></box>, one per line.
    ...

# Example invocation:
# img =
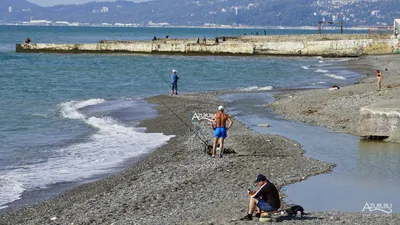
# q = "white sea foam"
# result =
<box><xmin>240</xmin><ymin>86</ymin><xmax>273</xmax><ymax>91</ymax></box>
<box><xmin>59</xmin><ymin>98</ymin><xmax>106</xmax><ymax>120</ymax></box>
<box><xmin>301</xmin><ymin>66</ymin><xmax>309</xmax><ymax>70</ymax></box>
<box><xmin>334</xmin><ymin>58</ymin><xmax>352</xmax><ymax>62</ymax></box>
<box><xmin>312</xmin><ymin>81</ymin><xmax>327</xmax><ymax>86</ymax></box>
<box><xmin>0</xmin><ymin>99</ymin><xmax>174</xmax><ymax>208</ymax></box>
<box><xmin>32</xmin><ymin>113</ymin><xmax>49</xmax><ymax>118</ymax></box>
<box><xmin>315</xmin><ymin>69</ymin><xmax>329</xmax><ymax>73</ymax></box>
<box><xmin>0</xmin><ymin>177</ymin><xmax>25</xmax><ymax>209</ymax></box>
<box><xmin>325</xmin><ymin>73</ymin><xmax>346</xmax><ymax>80</ymax></box>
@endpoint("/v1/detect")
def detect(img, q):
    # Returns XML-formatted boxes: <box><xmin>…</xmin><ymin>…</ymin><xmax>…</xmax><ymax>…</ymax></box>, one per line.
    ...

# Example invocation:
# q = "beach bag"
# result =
<box><xmin>285</xmin><ymin>204</ymin><xmax>304</xmax><ymax>216</ymax></box>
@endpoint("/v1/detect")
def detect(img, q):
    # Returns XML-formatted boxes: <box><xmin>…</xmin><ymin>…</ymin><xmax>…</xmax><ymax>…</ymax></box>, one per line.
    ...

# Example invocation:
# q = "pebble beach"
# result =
<box><xmin>1</xmin><ymin>55</ymin><xmax>400</xmax><ymax>224</ymax></box>
<box><xmin>269</xmin><ymin>55</ymin><xmax>400</xmax><ymax>138</ymax></box>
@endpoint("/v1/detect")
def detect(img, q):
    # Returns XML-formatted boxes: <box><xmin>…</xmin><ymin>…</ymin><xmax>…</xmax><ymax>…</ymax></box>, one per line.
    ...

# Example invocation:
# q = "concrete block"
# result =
<box><xmin>359</xmin><ymin>100</ymin><xmax>400</xmax><ymax>137</ymax></box>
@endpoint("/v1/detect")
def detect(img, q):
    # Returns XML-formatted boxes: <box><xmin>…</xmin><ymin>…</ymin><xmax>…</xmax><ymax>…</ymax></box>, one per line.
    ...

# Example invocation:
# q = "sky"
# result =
<box><xmin>28</xmin><ymin>0</ymin><xmax>149</xmax><ymax>7</ymax></box>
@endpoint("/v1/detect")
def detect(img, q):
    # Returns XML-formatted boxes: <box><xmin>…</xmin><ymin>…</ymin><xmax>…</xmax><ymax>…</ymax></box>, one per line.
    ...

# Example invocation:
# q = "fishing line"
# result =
<box><xmin>143</xmin><ymin>88</ymin><xmax>209</xmax><ymax>146</ymax></box>
<box><xmin>131</xmin><ymin>58</ymin><xmax>210</xmax><ymax>147</ymax></box>
<box><xmin>148</xmin><ymin>63</ymin><xmax>171</xmax><ymax>89</ymax></box>
<box><xmin>188</xmin><ymin>113</ymin><xmax>213</xmax><ymax>142</ymax></box>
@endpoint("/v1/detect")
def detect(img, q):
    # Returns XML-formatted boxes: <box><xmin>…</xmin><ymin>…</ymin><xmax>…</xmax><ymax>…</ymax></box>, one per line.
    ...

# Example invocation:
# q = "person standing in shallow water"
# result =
<box><xmin>211</xmin><ymin>105</ymin><xmax>233</xmax><ymax>158</ymax></box>
<box><xmin>376</xmin><ymin>70</ymin><xmax>383</xmax><ymax>90</ymax></box>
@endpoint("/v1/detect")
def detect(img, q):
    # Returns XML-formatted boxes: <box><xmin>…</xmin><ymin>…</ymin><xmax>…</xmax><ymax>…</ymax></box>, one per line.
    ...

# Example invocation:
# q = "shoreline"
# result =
<box><xmin>1</xmin><ymin>56</ymin><xmax>400</xmax><ymax>224</ymax></box>
<box><xmin>269</xmin><ymin>54</ymin><xmax>400</xmax><ymax>138</ymax></box>
<box><xmin>1</xmin><ymin>91</ymin><xmax>399</xmax><ymax>224</ymax></box>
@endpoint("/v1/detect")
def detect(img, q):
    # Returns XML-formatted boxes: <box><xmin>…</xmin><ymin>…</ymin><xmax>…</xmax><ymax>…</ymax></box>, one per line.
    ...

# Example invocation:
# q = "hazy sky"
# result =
<box><xmin>28</xmin><ymin>0</ymin><xmax>148</xmax><ymax>7</ymax></box>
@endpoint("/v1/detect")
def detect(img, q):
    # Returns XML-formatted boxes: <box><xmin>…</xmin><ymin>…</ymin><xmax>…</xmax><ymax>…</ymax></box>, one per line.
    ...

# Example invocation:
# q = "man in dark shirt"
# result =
<box><xmin>240</xmin><ymin>174</ymin><xmax>281</xmax><ymax>221</ymax></box>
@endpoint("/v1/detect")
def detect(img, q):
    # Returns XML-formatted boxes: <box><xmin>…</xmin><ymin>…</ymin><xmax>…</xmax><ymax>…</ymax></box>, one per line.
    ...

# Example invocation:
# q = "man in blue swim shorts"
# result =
<box><xmin>211</xmin><ymin>105</ymin><xmax>233</xmax><ymax>158</ymax></box>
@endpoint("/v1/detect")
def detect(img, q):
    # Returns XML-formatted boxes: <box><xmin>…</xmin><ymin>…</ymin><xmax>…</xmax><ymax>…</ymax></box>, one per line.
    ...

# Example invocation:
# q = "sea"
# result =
<box><xmin>1</xmin><ymin>25</ymin><xmax>399</xmax><ymax>213</ymax></box>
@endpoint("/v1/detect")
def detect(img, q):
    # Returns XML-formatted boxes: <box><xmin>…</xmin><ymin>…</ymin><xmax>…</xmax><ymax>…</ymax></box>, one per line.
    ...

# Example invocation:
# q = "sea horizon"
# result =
<box><xmin>0</xmin><ymin>23</ymin><xmax>371</xmax><ymax>31</ymax></box>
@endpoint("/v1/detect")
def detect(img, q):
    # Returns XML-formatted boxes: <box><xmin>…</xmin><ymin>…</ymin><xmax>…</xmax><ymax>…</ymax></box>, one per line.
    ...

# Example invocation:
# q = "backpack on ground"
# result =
<box><xmin>285</xmin><ymin>204</ymin><xmax>305</xmax><ymax>216</ymax></box>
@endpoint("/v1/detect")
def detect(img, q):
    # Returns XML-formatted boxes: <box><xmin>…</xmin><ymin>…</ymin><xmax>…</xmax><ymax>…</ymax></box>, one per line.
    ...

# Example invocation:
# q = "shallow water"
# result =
<box><xmin>222</xmin><ymin>92</ymin><xmax>400</xmax><ymax>213</ymax></box>
<box><xmin>0</xmin><ymin>25</ymin><xmax>367</xmax><ymax>209</ymax></box>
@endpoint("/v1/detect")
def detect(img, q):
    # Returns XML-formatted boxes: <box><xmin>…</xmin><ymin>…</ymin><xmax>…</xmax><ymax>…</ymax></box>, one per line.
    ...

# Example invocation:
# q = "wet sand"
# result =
<box><xmin>1</xmin><ymin>57</ymin><xmax>400</xmax><ymax>224</ymax></box>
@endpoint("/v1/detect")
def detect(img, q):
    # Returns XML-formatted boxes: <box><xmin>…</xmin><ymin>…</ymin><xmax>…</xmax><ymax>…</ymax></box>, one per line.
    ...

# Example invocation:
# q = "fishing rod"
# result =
<box><xmin>148</xmin><ymin>63</ymin><xmax>171</xmax><ymax>89</ymax></box>
<box><xmin>127</xmin><ymin>55</ymin><xmax>211</xmax><ymax>148</ymax></box>
<box><xmin>145</xmin><ymin>88</ymin><xmax>210</xmax><ymax>146</ymax></box>
<box><xmin>142</xmin><ymin>62</ymin><xmax>210</xmax><ymax>147</ymax></box>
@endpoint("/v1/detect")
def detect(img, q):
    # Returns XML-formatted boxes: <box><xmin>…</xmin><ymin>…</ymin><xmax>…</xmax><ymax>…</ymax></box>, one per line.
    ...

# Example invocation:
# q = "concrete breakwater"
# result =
<box><xmin>359</xmin><ymin>99</ymin><xmax>400</xmax><ymax>140</ymax></box>
<box><xmin>16</xmin><ymin>34</ymin><xmax>399</xmax><ymax>57</ymax></box>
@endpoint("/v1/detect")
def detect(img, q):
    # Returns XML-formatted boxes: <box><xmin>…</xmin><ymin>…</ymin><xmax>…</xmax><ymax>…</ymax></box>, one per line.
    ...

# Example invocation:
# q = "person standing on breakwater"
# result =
<box><xmin>376</xmin><ymin>70</ymin><xmax>383</xmax><ymax>91</ymax></box>
<box><xmin>211</xmin><ymin>105</ymin><xmax>233</xmax><ymax>158</ymax></box>
<box><xmin>240</xmin><ymin>174</ymin><xmax>281</xmax><ymax>221</ymax></box>
<box><xmin>170</xmin><ymin>69</ymin><xmax>179</xmax><ymax>96</ymax></box>
<box><xmin>24</xmin><ymin>37</ymin><xmax>31</xmax><ymax>46</ymax></box>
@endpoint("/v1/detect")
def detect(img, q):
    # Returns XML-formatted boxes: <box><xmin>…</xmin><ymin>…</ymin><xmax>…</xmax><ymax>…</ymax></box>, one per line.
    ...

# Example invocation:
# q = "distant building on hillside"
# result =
<box><xmin>395</xmin><ymin>19</ymin><xmax>400</xmax><ymax>30</ymax></box>
<box><xmin>23</xmin><ymin>19</ymin><xmax>52</xmax><ymax>25</ymax></box>
<box><xmin>148</xmin><ymin>20</ymin><xmax>170</xmax><ymax>27</ymax></box>
<box><xmin>93</xmin><ymin>6</ymin><xmax>109</xmax><ymax>13</ymax></box>
<box><xmin>101</xmin><ymin>6</ymin><xmax>109</xmax><ymax>13</ymax></box>
<box><xmin>371</xmin><ymin>10</ymin><xmax>380</xmax><ymax>17</ymax></box>
<box><xmin>54</xmin><ymin>21</ymin><xmax>70</xmax><ymax>26</ymax></box>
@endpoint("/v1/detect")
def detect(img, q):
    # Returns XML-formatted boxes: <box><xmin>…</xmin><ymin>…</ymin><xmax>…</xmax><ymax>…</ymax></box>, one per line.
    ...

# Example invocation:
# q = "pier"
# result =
<box><xmin>16</xmin><ymin>34</ymin><xmax>399</xmax><ymax>57</ymax></box>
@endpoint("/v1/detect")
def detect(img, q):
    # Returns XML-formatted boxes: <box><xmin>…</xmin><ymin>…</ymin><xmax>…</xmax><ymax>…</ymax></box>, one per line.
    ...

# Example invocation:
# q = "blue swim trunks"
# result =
<box><xmin>214</xmin><ymin>127</ymin><xmax>227</xmax><ymax>138</ymax></box>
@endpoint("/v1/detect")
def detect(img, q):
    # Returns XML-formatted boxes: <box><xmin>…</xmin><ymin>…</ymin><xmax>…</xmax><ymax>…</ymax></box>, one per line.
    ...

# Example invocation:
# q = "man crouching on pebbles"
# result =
<box><xmin>211</xmin><ymin>105</ymin><xmax>233</xmax><ymax>158</ymax></box>
<box><xmin>240</xmin><ymin>174</ymin><xmax>281</xmax><ymax>221</ymax></box>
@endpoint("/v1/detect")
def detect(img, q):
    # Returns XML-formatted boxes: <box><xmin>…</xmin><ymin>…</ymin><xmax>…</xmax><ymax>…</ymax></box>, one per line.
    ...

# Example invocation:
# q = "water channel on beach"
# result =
<box><xmin>222</xmin><ymin>92</ymin><xmax>400</xmax><ymax>214</ymax></box>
